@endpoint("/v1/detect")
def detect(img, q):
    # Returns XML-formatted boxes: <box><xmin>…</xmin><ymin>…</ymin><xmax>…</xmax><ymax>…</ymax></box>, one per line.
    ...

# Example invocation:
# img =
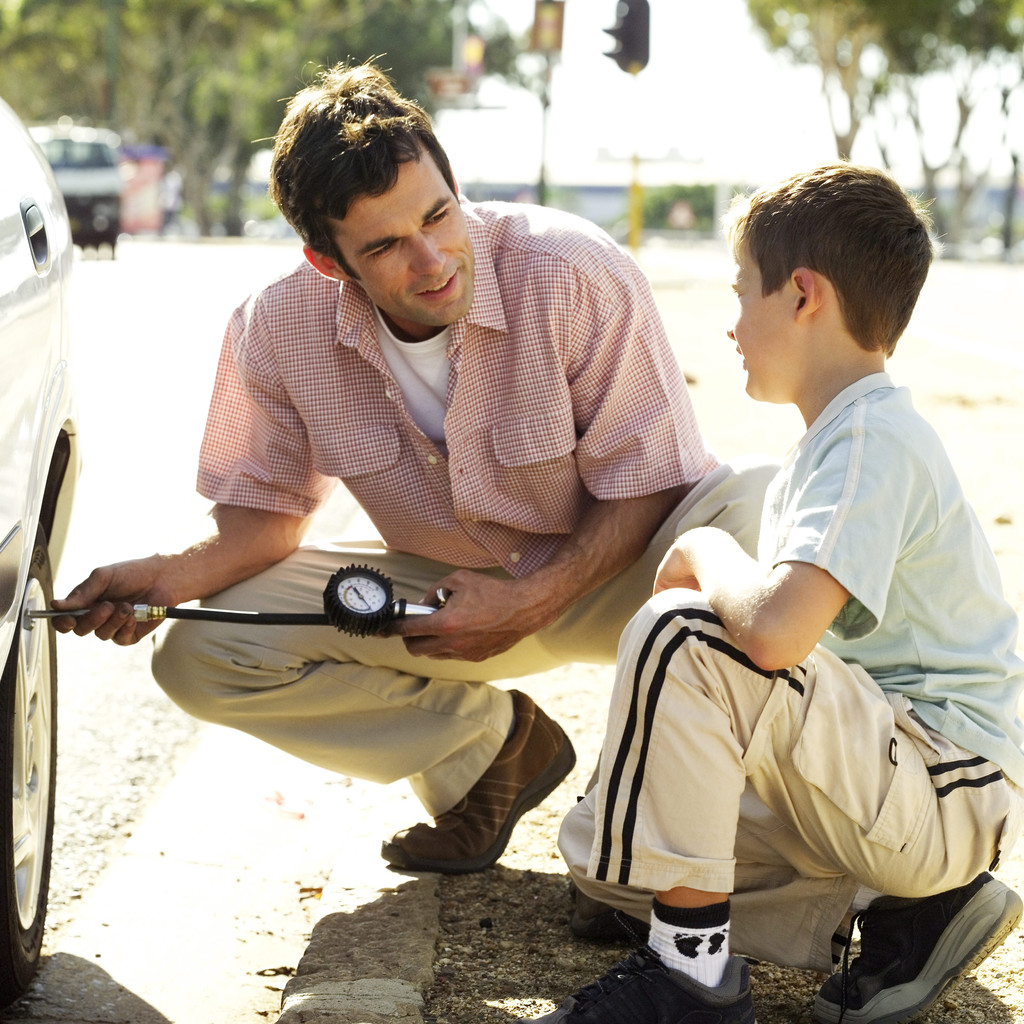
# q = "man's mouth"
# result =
<box><xmin>419</xmin><ymin>272</ymin><xmax>455</xmax><ymax>296</ymax></box>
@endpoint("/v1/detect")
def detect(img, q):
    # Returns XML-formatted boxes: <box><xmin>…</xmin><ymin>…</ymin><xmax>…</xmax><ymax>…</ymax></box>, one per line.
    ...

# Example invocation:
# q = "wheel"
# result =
<box><xmin>0</xmin><ymin>528</ymin><xmax>57</xmax><ymax>1006</ymax></box>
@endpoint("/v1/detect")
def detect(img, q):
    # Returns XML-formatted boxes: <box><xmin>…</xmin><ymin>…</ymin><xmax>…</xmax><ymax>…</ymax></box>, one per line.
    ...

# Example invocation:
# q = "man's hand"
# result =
<box><xmin>51</xmin><ymin>504</ymin><xmax>312</xmax><ymax>647</ymax></box>
<box><xmin>389</xmin><ymin>570</ymin><xmax>548</xmax><ymax>661</ymax></box>
<box><xmin>51</xmin><ymin>555</ymin><xmax>173</xmax><ymax>645</ymax></box>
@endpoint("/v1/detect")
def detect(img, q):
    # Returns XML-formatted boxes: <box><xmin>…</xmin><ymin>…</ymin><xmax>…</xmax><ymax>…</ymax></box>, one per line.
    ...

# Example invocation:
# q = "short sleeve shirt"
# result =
<box><xmin>760</xmin><ymin>374</ymin><xmax>1024</xmax><ymax>784</ymax></box>
<box><xmin>197</xmin><ymin>199</ymin><xmax>717</xmax><ymax>577</ymax></box>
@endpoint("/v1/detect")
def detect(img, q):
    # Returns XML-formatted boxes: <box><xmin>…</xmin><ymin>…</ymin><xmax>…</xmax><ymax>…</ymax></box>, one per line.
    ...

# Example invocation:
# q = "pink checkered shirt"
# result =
<box><xmin>197</xmin><ymin>201</ymin><xmax>717</xmax><ymax>576</ymax></box>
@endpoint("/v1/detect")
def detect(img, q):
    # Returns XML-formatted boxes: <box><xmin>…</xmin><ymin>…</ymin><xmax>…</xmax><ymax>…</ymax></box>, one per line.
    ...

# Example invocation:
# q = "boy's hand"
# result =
<box><xmin>654</xmin><ymin>541</ymin><xmax>700</xmax><ymax>594</ymax></box>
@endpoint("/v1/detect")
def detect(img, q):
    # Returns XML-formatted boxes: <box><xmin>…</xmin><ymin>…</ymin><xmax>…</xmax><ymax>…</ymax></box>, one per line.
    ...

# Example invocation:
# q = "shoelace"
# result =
<box><xmin>835</xmin><ymin>910</ymin><xmax>865</xmax><ymax>1023</ymax></box>
<box><xmin>570</xmin><ymin>948</ymin><xmax>666</xmax><ymax>1008</ymax></box>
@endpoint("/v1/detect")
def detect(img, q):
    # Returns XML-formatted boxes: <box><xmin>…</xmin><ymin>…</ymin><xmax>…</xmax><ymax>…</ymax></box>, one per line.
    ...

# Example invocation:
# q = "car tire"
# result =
<box><xmin>0</xmin><ymin>527</ymin><xmax>57</xmax><ymax>1007</ymax></box>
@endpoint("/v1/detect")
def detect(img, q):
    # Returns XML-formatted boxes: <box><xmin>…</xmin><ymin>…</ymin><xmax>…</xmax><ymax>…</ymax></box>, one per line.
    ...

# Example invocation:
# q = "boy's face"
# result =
<box><xmin>307</xmin><ymin>154</ymin><xmax>475</xmax><ymax>342</ymax></box>
<box><xmin>729</xmin><ymin>250</ymin><xmax>800</xmax><ymax>406</ymax></box>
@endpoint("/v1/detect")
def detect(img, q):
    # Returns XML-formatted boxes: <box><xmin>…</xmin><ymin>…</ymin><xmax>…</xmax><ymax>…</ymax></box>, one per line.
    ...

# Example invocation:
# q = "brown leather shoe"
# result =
<box><xmin>381</xmin><ymin>690</ymin><xmax>575</xmax><ymax>873</ymax></box>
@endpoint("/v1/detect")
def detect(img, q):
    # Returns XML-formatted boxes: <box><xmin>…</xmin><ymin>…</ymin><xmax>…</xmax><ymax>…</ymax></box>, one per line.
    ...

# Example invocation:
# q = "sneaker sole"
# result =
<box><xmin>812</xmin><ymin>877</ymin><xmax>1023</xmax><ymax>1024</ymax></box>
<box><xmin>381</xmin><ymin>733</ymin><xmax>577</xmax><ymax>874</ymax></box>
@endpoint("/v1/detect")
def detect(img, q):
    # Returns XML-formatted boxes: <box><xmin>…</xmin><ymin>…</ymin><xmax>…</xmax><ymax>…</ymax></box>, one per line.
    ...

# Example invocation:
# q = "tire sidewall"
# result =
<box><xmin>0</xmin><ymin>529</ymin><xmax>57</xmax><ymax>1006</ymax></box>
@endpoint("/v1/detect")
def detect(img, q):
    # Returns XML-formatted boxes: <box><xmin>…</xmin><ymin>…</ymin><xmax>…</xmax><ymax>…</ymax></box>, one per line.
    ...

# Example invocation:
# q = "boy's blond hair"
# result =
<box><xmin>725</xmin><ymin>163</ymin><xmax>933</xmax><ymax>356</ymax></box>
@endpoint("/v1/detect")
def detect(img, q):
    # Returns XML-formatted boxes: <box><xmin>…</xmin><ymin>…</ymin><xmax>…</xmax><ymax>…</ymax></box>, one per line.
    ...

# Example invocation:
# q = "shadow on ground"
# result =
<box><xmin>424</xmin><ymin>866</ymin><xmax>1020</xmax><ymax>1024</ymax></box>
<box><xmin>3</xmin><ymin>952</ymin><xmax>173</xmax><ymax>1022</ymax></box>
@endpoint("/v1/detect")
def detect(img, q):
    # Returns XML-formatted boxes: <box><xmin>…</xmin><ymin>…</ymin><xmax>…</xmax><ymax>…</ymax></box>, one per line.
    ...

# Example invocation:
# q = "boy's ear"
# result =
<box><xmin>304</xmin><ymin>246</ymin><xmax>352</xmax><ymax>283</ymax></box>
<box><xmin>791</xmin><ymin>266</ymin><xmax>825</xmax><ymax>320</ymax></box>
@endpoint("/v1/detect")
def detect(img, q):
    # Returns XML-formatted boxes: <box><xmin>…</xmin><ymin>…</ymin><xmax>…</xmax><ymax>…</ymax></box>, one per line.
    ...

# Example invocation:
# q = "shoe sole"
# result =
<box><xmin>381</xmin><ymin>733</ymin><xmax>577</xmax><ymax>874</ymax></box>
<box><xmin>811</xmin><ymin>877</ymin><xmax>1023</xmax><ymax>1024</ymax></box>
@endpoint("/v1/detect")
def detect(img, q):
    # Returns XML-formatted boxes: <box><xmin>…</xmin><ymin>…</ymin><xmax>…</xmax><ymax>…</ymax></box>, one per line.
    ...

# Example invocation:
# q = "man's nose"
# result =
<box><xmin>410</xmin><ymin>233</ymin><xmax>445</xmax><ymax>274</ymax></box>
<box><xmin>727</xmin><ymin>328</ymin><xmax>737</xmax><ymax>342</ymax></box>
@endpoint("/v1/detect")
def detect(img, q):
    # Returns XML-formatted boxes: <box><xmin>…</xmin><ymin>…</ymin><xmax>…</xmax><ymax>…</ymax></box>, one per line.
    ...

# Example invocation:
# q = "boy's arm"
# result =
<box><xmin>656</xmin><ymin>526</ymin><xmax>849</xmax><ymax>671</ymax></box>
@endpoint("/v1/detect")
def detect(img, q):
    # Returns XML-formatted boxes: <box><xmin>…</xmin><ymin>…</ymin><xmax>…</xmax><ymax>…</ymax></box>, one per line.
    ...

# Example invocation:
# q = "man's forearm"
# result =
<box><xmin>514</xmin><ymin>485</ymin><xmax>687</xmax><ymax>631</ymax></box>
<box><xmin>158</xmin><ymin>504</ymin><xmax>312</xmax><ymax>605</ymax></box>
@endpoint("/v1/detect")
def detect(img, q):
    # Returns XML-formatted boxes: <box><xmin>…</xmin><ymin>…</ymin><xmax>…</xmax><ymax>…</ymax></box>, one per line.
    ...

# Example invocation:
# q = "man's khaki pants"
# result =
<box><xmin>151</xmin><ymin>457</ymin><xmax>778</xmax><ymax>817</ymax></box>
<box><xmin>558</xmin><ymin>591</ymin><xmax>1024</xmax><ymax>972</ymax></box>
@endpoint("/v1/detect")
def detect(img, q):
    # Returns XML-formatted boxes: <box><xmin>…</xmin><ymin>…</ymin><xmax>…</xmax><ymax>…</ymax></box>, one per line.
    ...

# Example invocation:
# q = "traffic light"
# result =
<box><xmin>604</xmin><ymin>0</ymin><xmax>649</xmax><ymax>75</ymax></box>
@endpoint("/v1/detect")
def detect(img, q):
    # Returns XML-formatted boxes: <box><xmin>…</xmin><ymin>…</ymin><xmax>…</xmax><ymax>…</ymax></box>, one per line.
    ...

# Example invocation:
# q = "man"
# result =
<box><xmin>55</xmin><ymin>62</ymin><xmax>774</xmax><ymax>874</ymax></box>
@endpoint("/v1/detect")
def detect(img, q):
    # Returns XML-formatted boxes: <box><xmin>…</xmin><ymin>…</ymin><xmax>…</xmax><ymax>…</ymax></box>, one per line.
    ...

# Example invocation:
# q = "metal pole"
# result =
<box><xmin>538</xmin><ymin>52</ymin><xmax>552</xmax><ymax>207</ymax></box>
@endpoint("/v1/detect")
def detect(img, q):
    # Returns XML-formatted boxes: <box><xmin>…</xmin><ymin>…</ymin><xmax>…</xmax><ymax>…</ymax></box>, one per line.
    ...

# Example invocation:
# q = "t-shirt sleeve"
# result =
<box><xmin>770</xmin><ymin>412</ymin><xmax>923</xmax><ymax>642</ymax></box>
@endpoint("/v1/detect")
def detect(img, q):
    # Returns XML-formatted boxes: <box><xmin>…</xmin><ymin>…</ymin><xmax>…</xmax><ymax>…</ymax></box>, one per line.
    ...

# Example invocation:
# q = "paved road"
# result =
<box><xmin>6</xmin><ymin>237</ymin><xmax>1021</xmax><ymax>1022</ymax></box>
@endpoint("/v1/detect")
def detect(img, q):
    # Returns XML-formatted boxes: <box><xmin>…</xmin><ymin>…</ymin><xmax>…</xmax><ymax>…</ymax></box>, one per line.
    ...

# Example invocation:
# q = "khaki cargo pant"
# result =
<box><xmin>151</xmin><ymin>457</ymin><xmax>778</xmax><ymax>818</ymax></box>
<box><xmin>558</xmin><ymin>591</ymin><xmax>1024</xmax><ymax>972</ymax></box>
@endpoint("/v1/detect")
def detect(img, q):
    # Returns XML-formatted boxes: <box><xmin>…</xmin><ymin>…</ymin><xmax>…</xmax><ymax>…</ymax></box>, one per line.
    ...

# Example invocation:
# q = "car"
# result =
<box><xmin>30</xmin><ymin>122</ymin><xmax>123</xmax><ymax>254</ymax></box>
<box><xmin>0</xmin><ymin>97</ymin><xmax>80</xmax><ymax>1006</ymax></box>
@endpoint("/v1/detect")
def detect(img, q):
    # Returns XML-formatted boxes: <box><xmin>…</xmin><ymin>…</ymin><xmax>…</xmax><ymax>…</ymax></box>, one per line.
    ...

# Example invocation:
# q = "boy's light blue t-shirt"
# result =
<box><xmin>760</xmin><ymin>373</ymin><xmax>1024</xmax><ymax>786</ymax></box>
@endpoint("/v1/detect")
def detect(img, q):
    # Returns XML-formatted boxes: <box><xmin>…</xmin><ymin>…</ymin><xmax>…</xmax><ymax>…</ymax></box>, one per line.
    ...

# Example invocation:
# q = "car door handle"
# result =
<box><xmin>20</xmin><ymin>199</ymin><xmax>51</xmax><ymax>272</ymax></box>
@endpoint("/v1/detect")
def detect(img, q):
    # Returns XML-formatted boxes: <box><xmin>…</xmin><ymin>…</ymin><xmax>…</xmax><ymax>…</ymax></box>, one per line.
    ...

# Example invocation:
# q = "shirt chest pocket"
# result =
<box><xmin>491</xmin><ymin>414</ymin><xmax>577</xmax><ymax>468</ymax></box>
<box><xmin>313</xmin><ymin>423</ymin><xmax>403</xmax><ymax>480</ymax></box>
<box><xmin>451</xmin><ymin>414</ymin><xmax>583</xmax><ymax>533</ymax></box>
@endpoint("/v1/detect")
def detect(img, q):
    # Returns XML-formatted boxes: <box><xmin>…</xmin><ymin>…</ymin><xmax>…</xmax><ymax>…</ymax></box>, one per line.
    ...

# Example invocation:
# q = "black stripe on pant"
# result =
<box><xmin>594</xmin><ymin>605</ymin><xmax>806</xmax><ymax>886</ymax></box>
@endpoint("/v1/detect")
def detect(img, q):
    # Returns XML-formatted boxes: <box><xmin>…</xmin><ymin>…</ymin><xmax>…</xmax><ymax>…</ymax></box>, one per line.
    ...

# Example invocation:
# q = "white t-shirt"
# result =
<box><xmin>761</xmin><ymin>372</ymin><xmax>1024</xmax><ymax>785</ymax></box>
<box><xmin>373</xmin><ymin>306</ymin><xmax>450</xmax><ymax>453</ymax></box>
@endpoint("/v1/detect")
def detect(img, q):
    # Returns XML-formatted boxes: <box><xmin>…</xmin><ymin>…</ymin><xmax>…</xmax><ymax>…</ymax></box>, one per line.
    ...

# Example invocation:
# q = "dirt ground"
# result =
<box><xmin>422</xmin><ymin>261</ymin><xmax>1024</xmax><ymax>1024</ymax></box>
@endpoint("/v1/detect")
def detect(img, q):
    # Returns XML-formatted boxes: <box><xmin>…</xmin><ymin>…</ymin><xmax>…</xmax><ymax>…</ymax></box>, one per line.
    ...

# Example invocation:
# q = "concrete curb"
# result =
<box><xmin>279</xmin><ymin>857</ymin><xmax>440</xmax><ymax>1024</ymax></box>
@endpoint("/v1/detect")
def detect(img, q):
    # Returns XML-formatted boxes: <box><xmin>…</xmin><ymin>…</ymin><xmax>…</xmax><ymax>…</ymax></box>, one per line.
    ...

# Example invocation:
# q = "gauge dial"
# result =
<box><xmin>323</xmin><ymin>565</ymin><xmax>395</xmax><ymax>637</ymax></box>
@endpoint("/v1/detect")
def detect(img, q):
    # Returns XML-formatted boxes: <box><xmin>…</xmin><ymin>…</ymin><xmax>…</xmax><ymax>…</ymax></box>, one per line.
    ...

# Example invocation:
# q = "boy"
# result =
<box><xmin>523</xmin><ymin>163</ymin><xmax>1024</xmax><ymax>1024</ymax></box>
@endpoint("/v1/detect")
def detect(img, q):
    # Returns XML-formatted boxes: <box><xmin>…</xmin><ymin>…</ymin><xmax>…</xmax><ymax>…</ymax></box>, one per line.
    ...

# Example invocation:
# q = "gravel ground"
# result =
<box><xmin>422</xmin><ymin>268</ymin><xmax>1024</xmax><ymax>1023</ymax></box>
<box><xmin>423</xmin><ymin>667</ymin><xmax>1024</xmax><ymax>1024</ymax></box>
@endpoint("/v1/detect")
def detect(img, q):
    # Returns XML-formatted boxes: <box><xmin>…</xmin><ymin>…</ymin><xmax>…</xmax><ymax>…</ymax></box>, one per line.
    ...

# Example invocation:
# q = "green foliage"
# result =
<box><xmin>0</xmin><ymin>0</ymin><xmax>524</xmax><ymax>234</ymax></box>
<box><xmin>642</xmin><ymin>184</ymin><xmax>717</xmax><ymax>232</ymax></box>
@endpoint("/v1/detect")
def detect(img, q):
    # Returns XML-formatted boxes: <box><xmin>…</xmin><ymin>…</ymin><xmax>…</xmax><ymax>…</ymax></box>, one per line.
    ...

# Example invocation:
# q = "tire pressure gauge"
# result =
<box><xmin>31</xmin><ymin>563</ymin><xmax>442</xmax><ymax>638</ymax></box>
<box><xmin>34</xmin><ymin>565</ymin><xmax>444</xmax><ymax>634</ymax></box>
<box><xmin>323</xmin><ymin>564</ymin><xmax>400</xmax><ymax>636</ymax></box>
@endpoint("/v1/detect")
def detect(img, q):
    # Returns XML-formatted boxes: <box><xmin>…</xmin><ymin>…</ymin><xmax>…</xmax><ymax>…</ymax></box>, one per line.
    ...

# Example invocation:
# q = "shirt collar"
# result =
<box><xmin>804</xmin><ymin>371</ymin><xmax>894</xmax><ymax>443</ymax></box>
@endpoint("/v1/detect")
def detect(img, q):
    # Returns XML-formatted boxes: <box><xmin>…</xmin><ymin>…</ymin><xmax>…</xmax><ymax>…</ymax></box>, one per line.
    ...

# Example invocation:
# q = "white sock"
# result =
<box><xmin>649</xmin><ymin>898</ymin><xmax>731</xmax><ymax>988</ymax></box>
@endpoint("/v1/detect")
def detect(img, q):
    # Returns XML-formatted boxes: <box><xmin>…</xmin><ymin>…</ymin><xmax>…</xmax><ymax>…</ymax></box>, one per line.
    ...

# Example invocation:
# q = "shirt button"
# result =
<box><xmin>509</xmin><ymin>552</ymin><xmax>521</xmax><ymax>563</ymax></box>
<box><xmin>427</xmin><ymin>455</ymin><xmax>438</xmax><ymax>465</ymax></box>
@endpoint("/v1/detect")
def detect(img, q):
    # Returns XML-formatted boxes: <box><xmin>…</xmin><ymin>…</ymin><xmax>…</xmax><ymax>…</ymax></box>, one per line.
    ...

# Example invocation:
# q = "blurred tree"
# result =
<box><xmin>863</xmin><ymin>0</ymin><xmax>1023</xmax><ymax>247</ymax></box>
<box><xmin>642</xmin><ymin>184</ymin><xmax>716</xmax><ymax>233</ymax></box>
<box><xmin>746</xmin><ymin>0</ymin><xmax>881</xmax><ymax>160</ymax></box>
<box><xmin>745</xmin><ymin>0</ymin><xmax>1024</xmax><ymax>247</ymax></box>
<box><xmin>0</xmin><ymin>0</ymin><xmax>522</xmax><ymax>235</ymax></box>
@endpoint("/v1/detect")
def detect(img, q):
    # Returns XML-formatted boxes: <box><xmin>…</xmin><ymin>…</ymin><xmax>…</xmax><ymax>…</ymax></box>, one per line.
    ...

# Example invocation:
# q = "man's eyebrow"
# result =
<box><xmin>355</xmin><ymin>197</ymin><xmax>452</xmax><ymax>257</ymax></box>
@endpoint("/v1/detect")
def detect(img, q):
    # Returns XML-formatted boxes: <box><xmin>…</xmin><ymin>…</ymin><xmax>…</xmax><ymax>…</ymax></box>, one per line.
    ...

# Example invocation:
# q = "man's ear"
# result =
<box><xmin>791</xmin><ymin>266</ymin><xmax>825</xmax><ymax>320</ymax></box>
<box><xmin>304</xmin><ymin>246</ymin><xmax>352</xmax><ymax>282</ymax></box>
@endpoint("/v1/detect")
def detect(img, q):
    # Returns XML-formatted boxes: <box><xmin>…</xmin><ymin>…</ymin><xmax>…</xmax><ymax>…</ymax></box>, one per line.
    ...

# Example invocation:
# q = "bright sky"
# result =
<box><xmin>437</xmin><ymin>0</ymin><xmax>839</xmax><ymax>190</ymax></box>
<box><xmin>436</xmin><ymin>0</ymin><xmax>1017</xmax><ymax>192</ymax></box>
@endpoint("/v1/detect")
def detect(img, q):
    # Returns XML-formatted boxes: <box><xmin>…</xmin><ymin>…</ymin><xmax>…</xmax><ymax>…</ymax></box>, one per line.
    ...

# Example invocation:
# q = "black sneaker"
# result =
<box><xmin>517</xmin><ymin>946</ymin><xmax>756</xmax><ymax>1023</ymax></box>
<box><xmin>567</xmin><ymin>883</ymin><xmax>650</xmax><ymax>943</ymax></box>
<box><xmin>812</xmin><ymin>872</ymin><xmax>1022</xmax><ymax>1024</ymax></box>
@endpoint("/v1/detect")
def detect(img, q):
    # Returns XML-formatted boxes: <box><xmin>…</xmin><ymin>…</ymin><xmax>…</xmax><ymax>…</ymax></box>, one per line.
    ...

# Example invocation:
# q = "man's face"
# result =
<box><xmin>310</xmin><ymin>155</ymin><xmax>475</xmax><ymax>342</ymax></box>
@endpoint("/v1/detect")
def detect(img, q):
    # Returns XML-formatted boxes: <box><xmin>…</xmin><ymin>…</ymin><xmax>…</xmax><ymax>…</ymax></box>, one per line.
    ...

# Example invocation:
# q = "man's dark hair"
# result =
<box><xmin>269</xmin><ymin>62</ymin><xmax>457</xmax><ymax>269</ymax></box>
<box><xmin>725</xmin><ymin>162</ymin><xmax>934</xmax><ymax>356</ymax></box>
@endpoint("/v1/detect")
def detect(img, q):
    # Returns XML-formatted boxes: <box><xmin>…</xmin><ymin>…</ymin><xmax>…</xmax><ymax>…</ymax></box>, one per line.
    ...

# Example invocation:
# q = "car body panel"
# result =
<box><xmin>0</xmin><ymin>96</ymin><xmax>79</xmax><ymax>687</ymax></box>
<box><xmin>0</xmin><ymin>95</ymin><xmax>80</xmax><ymax>1005</ymax></box>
